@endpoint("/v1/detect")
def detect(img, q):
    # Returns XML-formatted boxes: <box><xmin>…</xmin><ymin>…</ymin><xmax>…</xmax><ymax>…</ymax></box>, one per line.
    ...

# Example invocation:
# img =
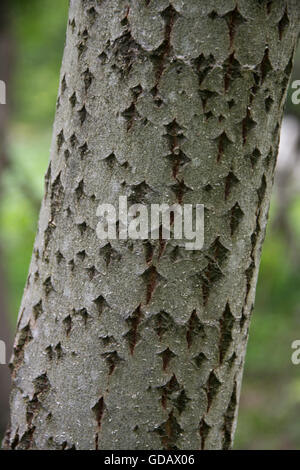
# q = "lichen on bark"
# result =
<box><xmin>3</xmin><ymin>0</ymin><xmax>300</xmax><ymax>450</ymax></box>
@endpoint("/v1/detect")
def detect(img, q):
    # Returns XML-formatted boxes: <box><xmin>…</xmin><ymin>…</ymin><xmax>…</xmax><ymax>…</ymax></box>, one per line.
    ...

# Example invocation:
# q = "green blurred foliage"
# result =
<box><xmin>235</xmin><ymin>47</ymin><xmax>300</xmax><ymax>449</ymax></box>
<box><xmin>236</xmin><ymin>220</ymin><xmax>300</xmax><ymax>449</ymax></box>
<box><xmin>11</xmin><ymin>0</ymin><xmax>69</xmax><ymax>126</ymax></box>
<box><xmin>0</xmin><ymin>0</ymin><xmax>300</xmax><ymax>450</ymax></box>
<box><xmin>0</xmin><ymin>0</ymin><xmax>68</xmax><ymax>319</ymax></box>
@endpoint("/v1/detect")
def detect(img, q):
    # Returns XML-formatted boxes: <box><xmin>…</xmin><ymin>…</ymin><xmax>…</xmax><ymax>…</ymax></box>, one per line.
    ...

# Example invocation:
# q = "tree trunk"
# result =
<box><xmin>4</xmin><ymin>0</ymin><xmax>300</xmax><ymax>450</ymax></box>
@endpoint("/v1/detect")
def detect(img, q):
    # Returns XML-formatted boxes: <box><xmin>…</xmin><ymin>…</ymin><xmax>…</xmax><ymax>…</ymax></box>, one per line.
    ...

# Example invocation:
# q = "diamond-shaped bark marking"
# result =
<box><xmin>224</xmin><ymin>6</ymin><xmax>247</xmax><ymax>56</ymax></box>
<box><xmin>219</xmin><ymin>303</ymin><xmax>235</xmax><ymax>363</ymax></box>
<box><xmin>124</xmin><ymin>304</ymin><xmax>143</xmax><ymax>355</ymax></box>
<box><xmin>202</xmin><ymin>261</ymin><xmax>224</xmax><ymax>306</ymax></box>
<box><xmin>242</xmin><ymin>108</ymin><xmax>257</xmax><ymax>145</ymax></box>
<box><xmin>92</xmin><ymin>397</ymin><xmax>105</xmax><ymax>450</ymax></box>
<box><xmin>154</xmin><ymin>410</ymin><xmax>183</xmax><ymax>450</ymax></box>
<box><xmin>206</xmin><ymin>370</ymin><xmax>221</xmax><ymax>412</ymax></box>
<box><xmin>69</xmin><ymin>18</ymin><xmax>76</xmax><ymax>32</ymax></box>
<box><xmin>76</xmin><ymin>250</ymin><xmax>86</xmax><ymax>262</ymax></box>
<box><xmin>78</xmin><ymin>142</ymin><xmax>88</xmax><ymax>159</ymax></box>
<box><xmin>98</xmin><ymin>50</ymin><xmax>107</xmax><ymax>64</ymax></box>
<box><xmin>43</xmin><ymin>277</ymin><xmax>54</xmax><ymax>296</ymax></box>
<box><xmin>142</xmin><ymin>265</ymin><xmax>164</xmax><ymax>305</ymax></box>
<box><xmin>99</xmin><ymin>243</ymin><xmax>121</xmax><ymax>266</ymax></box>
<box><xmin>103</xmin><ymin>152</ymin><xmax>118</xmax><ymax>169</ymax></box>
<box><xmin>121</xmin><ymin>102</ymin><xmax>139</xmax><ymax>131</ymax></box>
<box><xmin>199</xmin><ymin>418</ymin><xmax>211</xmax><ymax>450</ymax></box>
<box><xmin>224</xmin><ymin>171</ymin><xmax>239</xmax><ymax>200</ymax></box>
<box><xmin>223</xmin><ymin>52</ymin><xmax>242</xmax><ymax>91</ymax></box>
<box><xmin>57</xmin><ymin>130</ymin><xmax>65</xmax><ymax>151</ymax></box>
<box><xmin>78</xmin><ymin>105</ymin><xmax>87</xmax><ymax>125</ymax></box>
<box><xmin>101</xmin><ymin>351</ymin><xmax>122</xmax><ymax>376</ymax></box>
<box><xmin>54</xmin><ymin>342</ymin><xmax>64</xmax><ymax>360</ymax></box>
<box><xmin>92</xmin><ymin>397</ymin><xmax>104</xmax><ymax>451</ymax></box>
<box><xmin>163</xmin><ymin>119</ymin><xmax>186</xmax><ymax>153</ymax></box>
<box><xmin>86</xmin><ymin>6</ymin><xmax>97</xmax><ymax>20</ymax></box>
<box><xmin>229</xmin><ymin>202</ymin><xmax>244</xmax><ymax>236</ymax></box>
<box><xmin>86</xmin><ymin>266</ymin><xmax>99</xmax><ymax>280</ymax></box>
<box><xmin>209</xmin><ymin>237</ymin><xmax>229</xmax><ymax>266</ymax></box>
<box><xmin>100</xmin><ymin>335</ymin><xmax>115</xmax><ymax>347</ymax></box>
<box><xmin>61</xmin><ymin>75</ymin><xmax>67</xmax><ymax>94</ymax></box>
<box><xmin>33</xmin><ymin>373</ymin><xmax>51</xmax><ymax>397</ymax></box>
<box><xmin>174</xmin><ymin>389</ymin><xmax>190</xmax><ymax>414</ymax></box>
<box><xmin>151</xmin><ymin>5</ymin><xmax>178</xmax><ymax>93</ymax></box>
<box><xmin>64</xmin><ymin>149</ymin><xmax>70</xmax><ymax>161</ymax></box>
<box><xmin>50</xmin><ymin>172</ymin><xmax>64</xmax><ymax>219</ymax></box>
<box><xmin>257</xmin><ymin>174</ymin><xmax>267</xmax><ymax>204</ymax></box>
<box><xmin>248</xmin><ymin>147</ymin><xmax>261</xmax><ymax>168</ymax></box>
<box><xmin>170</xmin><ymin>245</ymin><xmax>182</xmax><ymax>262</ymax></box>
<box><xmin>69</xmin><ymin>92</ymin><xmax>77</xmax><ymax>108</ymax></box>
<box><xmin>143</xmin><ymin>241</ymin><xmax>154</xmax><ymax>264</ymax></box>
<box><xmin>245</xmin><ymin>260</ymin><xmax>255</xmax><ymax>300</ymax></box>
<box><xmin>63</xmin><ymin>315</ymin><xmax>72</xmax><ymax>336</ymax></box>
<box><xmin>33</xmin><ymin>300</ymin><xmax>43</xmax><ymax>321</ymax></box>
<box><xmin>111</xmin><ymin>31</ymin><xmax>141</xmax><ymax>77</ymax></box>
<box><xmin>75</xmin><ymin>179</ymin><xmax>84</xmax><ymax>200</ymax></box>
<box><xmin>203</xmin><ymin>183</ymin><xmax>213</xmax><ymax>192</ymax></box>
<box><xmin>74</xmin><ymin>308</ymin><xmax>90</xmax><ymax>326</ymax></box>
<box><xmin>158</xmin><ymin>374</ymin><xmax>180</xmax><ymax>409</ymax></box>
<box><xmin>215</xmin><ymin>131</ymin><xmax>231</xmax><ymax>162</ymax></box>
<box><xmin>193</xmin><ymin>352</ymin><xmax>208</xmax><ymax>369</ymax></box>
<box><xmin>82</xmin><ymin>68</ymin><xmax>93</xmax><ymax>92</ymax></box>
<box><xmin>164</xmin><ymin>119</ymin><xmax>183</xmax><ymax>136</ymax></box>
<box><xmin>199</xmin><ymin>89</ymin><xmax>218</xmax><ymax>111</ymax></box>
<box><xmin>131</xmin><ymin>84</ymin><xmax>143</xmax><ymax>98</ymax></box>
<box><xmin>70</xmin><ymin>133</ymin><xmax>78</xmax><ymax>148</ymax></box>
<box><xmin>228</xmin><ymin>351</ymin><xmax>237</xmax><ymax>369</ymax></box>
<box><xmin>77</xmin><ymin>221</ymin><xmax>87</xmax><ymax>235</ymax></box>
<box><xmin>278</xmin><ymin>7</ymin><xmax>290</xmax><ymax>40</ymax></box>
<box><xmin>128</xmin><ymin>180</ymin><xmax>156</xmax><ymax>205</ymax></box>
<box><xmin>186</xmin><ymin>310</ymin><xmax>205</xmax><ymax>349</ymax></box>
<box><xmin>45</xmin><ymin>345</ymin><xmax>53</xmax><ymax>361</ymax></box>
<box><xmin>260</xmin><ymin>47</ymin><xmax>272</xmax><ymax>83</ymax></box>
<box><xmin>159</xmin><ymin>347</ymin><xmax>176</xmax><ymax>371</ymax></box>
<box><xmin>44</xmin><ymin>163</ymin><xmax>51</xmax><ymax>196</ymax></box>
<box><xmin>154</xmin><ymin>311</ymin><xmax>175</xmax><ymax>339</ymax></box>
<box><xmin>103</xmin><ymin>152</ymin><xmax>129</xmax><ymax>170</ymax></box>
<box><xmin>166</xmin><ymin>149</ymin><xmax>191</xmax><ymax>178</ymax></box>
<box><xmin>193</xmin><ymin>53</ymin><xmax>215</xmax><ymax>86</ymax></box>
<box><xmin>223</xmin><ymin>382</ymin><xmax>238</xmax><ymax>449</ymax></box>
<box><xmin>11</xmin><ymin>324</ymin><xmax>33</xmax><ymax>377</ymax></box>
<box><xmin>93</xmin><ymin>295</ymin><xmax>110</xmax><ymax>316</ymax></box>
<box><xmin>77</xmin><ymin>41</ymin><xmax>87</xmax><ymax>59</ymax></box>
<box><xmin>170</xmin><ymin>179</ymin><xmax>191</xmax><ymax>204</ymax></box>
<box><xmin>265</xmin><ymin>95</ymin><xmax>274</xmax><ymax>113</ymax></box>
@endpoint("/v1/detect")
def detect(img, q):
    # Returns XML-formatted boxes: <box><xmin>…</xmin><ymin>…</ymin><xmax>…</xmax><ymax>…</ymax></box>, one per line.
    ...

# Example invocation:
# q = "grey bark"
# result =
<box><xmin>4</xmin><ymin>0</ymin><xmax>300</xmax><ymax>450</ymax></box>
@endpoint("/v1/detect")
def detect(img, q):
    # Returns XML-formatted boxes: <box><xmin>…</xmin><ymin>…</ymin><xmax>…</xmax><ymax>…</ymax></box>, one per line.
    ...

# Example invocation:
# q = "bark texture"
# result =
<box><xmin>4</xmin><ymin>0</ymin><xmax>300</xmax><ymax>450</ymax></box>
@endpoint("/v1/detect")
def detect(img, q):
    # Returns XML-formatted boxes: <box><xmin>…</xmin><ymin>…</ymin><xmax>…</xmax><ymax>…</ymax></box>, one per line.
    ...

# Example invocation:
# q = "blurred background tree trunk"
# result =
<box><xmin>0</xmin><ymin>0</ymin><xmax>14</xmax><ymax>438</ymax></box>
<box><xmin>3</xmin><ymin>0</ymin><xmax>300</xmax><ymax>450</ymax></box>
